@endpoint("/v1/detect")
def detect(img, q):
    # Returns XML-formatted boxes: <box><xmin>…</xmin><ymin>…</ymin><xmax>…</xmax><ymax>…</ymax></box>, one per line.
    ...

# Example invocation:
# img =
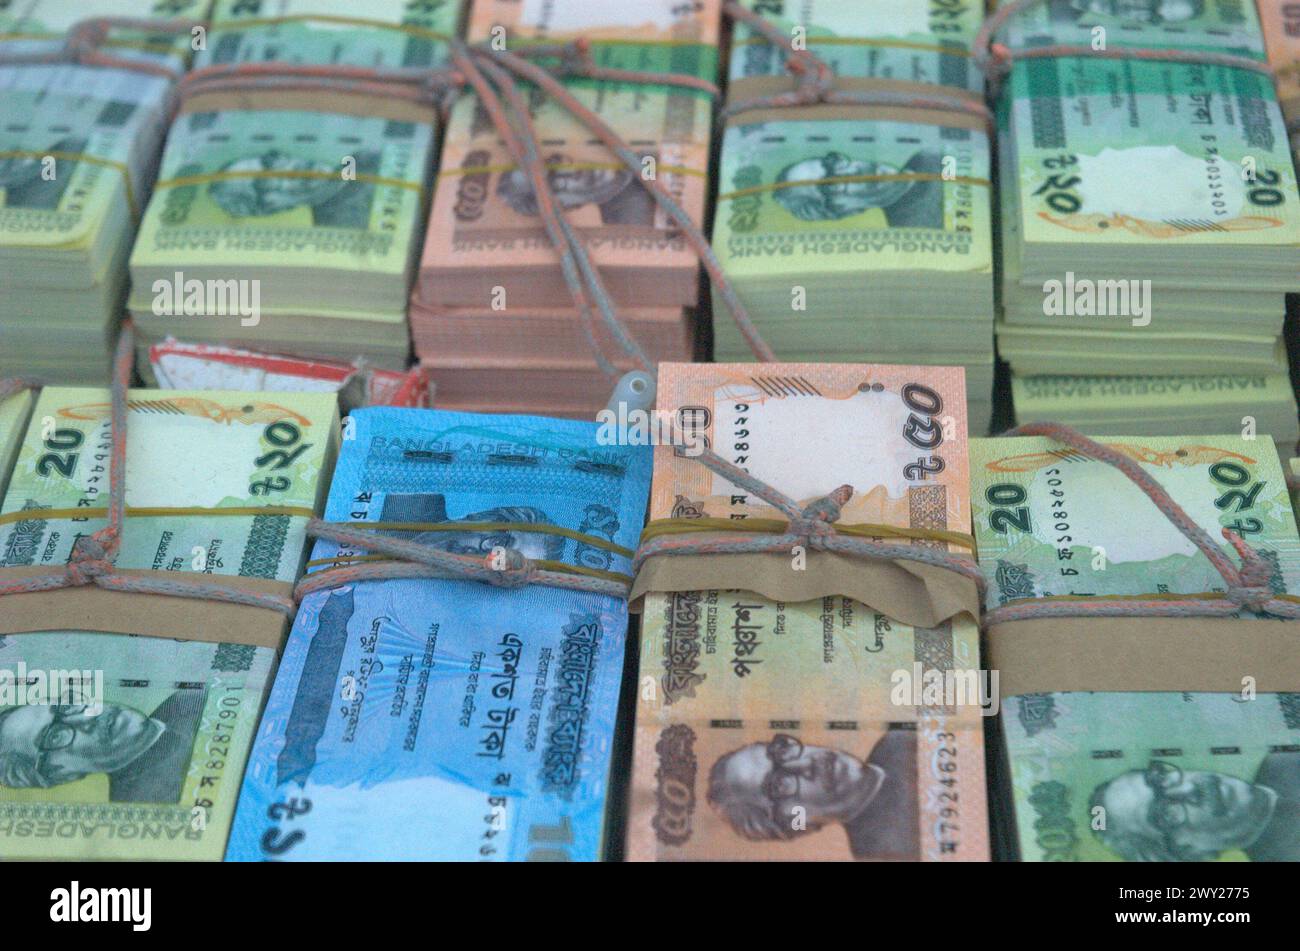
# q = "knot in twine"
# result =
<box><xmin>982</xmin><ymin>422</ymin><xmax>1300</xmax><ymax>626</ymax></box>
<box><xmin>631</xmin><ymin>444</ymin><xmax>987</xmax><ymax>599</ymax></box>
<box><xmin>484</xmin><ymin>546</ymin><xmax>538</xmax><ymax>589</ymax></box>
<box><xmin>786</xmin><ymin>485</ymin><xmax>853</xmax><ymax>546</ymax></box>
<box><xmin>720</xmin><ymin>1</ymin><xmax>990</xmax><ymax>124</ymax></box>
<box><xmin>294</xmin><ymin>517</ymin><xmax>632</xmax><ymax>602</ymax></box>
<box><xmin>974</xmin><ymin>0</ymin><xmax>1274</xmax><ymax>93</ymax></box>
<box><xmin>1223</xmin><ymin>530</ymin><xmax>1277</xmax><ymax>614</ymax></box>
<box><xmin>64</xmin><ymin>531</ymin><xmax>117</xmax><ymax>586</ymax></box>
<box><xmin>0</xmin><ymin>322</ymin><xmax>296</xmax><ymax>616</ymax></box>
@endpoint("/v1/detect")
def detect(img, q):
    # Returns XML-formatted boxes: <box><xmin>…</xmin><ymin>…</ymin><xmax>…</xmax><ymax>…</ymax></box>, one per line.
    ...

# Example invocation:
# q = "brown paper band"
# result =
<box><xmin>179</xmin><ymin>89</ymin><xmax>437</xmax><ymax>125</ymax></box>
<box><xmin>987</xmin><ymin>617</ymin><xmax>1300</xmax><ymax>696</ymax></box>
<box><xmin>629</xmin><ymin>546</ymin><xmax>981</xmax><ymax>630</ymax></box>
<box><xmin>0</xmin><ymin>567</ymin><xmax>290</xmax><ymax>650</ymax></box>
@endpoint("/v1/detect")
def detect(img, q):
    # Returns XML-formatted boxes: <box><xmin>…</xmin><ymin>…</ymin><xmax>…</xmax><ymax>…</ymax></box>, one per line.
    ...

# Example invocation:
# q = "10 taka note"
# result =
<box><xmin>225</xmin><ymin>407</ymin><xmax>652</xmax><ymax>861</ymax></box>
<box><xmin>627</xmin><ymin>362</ymin><xmax>990</xmax><ymax>861</ymax></box>
<box><xmin>971</xmin><ymin>434</ymin><xmax>1300</xmax><ymax>862</ymax></box>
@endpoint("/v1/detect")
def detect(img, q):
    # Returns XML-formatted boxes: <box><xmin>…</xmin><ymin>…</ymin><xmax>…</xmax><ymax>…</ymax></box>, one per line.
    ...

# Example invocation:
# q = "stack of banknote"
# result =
<box><xmin>0</xmin><ymin>389</ymin><xmax>33</xmax><ymax>499</ymax></box>
<box><xmin>410</xmin><ymin>0</ymin><xmax>712</xmax><ymax>416</ymax></box>
<box><xmin>128</xmin><ymin>0</ymin><xmax>459</xmax><ymax>369</ymax></box>
<box><xmin>972</xmin><ymin>432</ymin><xmax>1300</xmax><ymax>861</ymax></box>
<box><xmin>994</xmin><ymin>0</ymin><xmax>1300</xmax><ymax>433</ymax></box>
<box><xmin>1011</xmin><ymin>372</ymin><xmax>1300</xmax><ymax>460</ymax></box>
<box><xmin>626</xmin><ymin>362</ymin><xmax>989</xmax><ymax>861</ymax></box>
<box><xmin>0</xmin><ymin>386</ymin><xmax>339</xmax><ymax>860</ymax></box>
<box><xmin>0</xmin><ymin>1</ymin><xmax>208</xmax><ymax>382</ymax></box>
<box><xmin>225</xmin><ymin>406</ymin><xmax>652</xmax><ymax>860</ymax></box>
<box><xmin>709</xmin><ymin>1</ymin><xmax>996</xmax><ymax>435</ymax></box>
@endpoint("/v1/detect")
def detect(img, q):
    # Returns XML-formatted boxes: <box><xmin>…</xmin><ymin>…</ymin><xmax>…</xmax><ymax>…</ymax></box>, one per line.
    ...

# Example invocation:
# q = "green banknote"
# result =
<box><xmin>713</xmin><ymin>116</ymin><xmax>993</xmax><ymax>282</ymax></box>
<box><xmin>728</xmin><ymin>0</ymin><xmax>984</xmax><ymax>92</ymax></box>
<box><xmin>992</xmin><ymin>0</ymin><xmax>1266</xmax><ymax>58</ymax></box>
<box><xmin>972</xmin><ymin>434</ymin><xmax>1300</xmax><ymax>606</ymax></box>
<box><xmin>0</xmin><ymin>64</ymin><xmax>169</xmax><ymax>255</ymax></box>
<box><xmin>0</xmin><ymin>631</ymin><xmax>277</xmax><ymax>861</ymax></box>
<box><xmin>1001</xmin><ymin>691</ymin><xmax>1300</xmax><ymax>862</ymax></box>
<box><xmin>1005</xmin><ymin>56</ymin><xmax>1300</xmax><ymax>267</ymax></box>
<box><xmin>196</xmin><ymin>0</ymin><xmax>460</xmax><ymax>69</ymax></box>
<box><xmin>972</xmin><ymin>434</ymin><xmax>1300</xmax><ymax>862</ymax></box>
<box><xmin>129</xmin><ymin>106</ymin><xmax>434</xmax><ymax>309</ymax></box>
<box><xmin>0</xmin><ymin>388</ymin><xmax>338</xmax><ymax>577</ymax></box>
<box><xmin>0</xmin><ymin>387</ymin><xmax>338</xmax><ymax>860</ymax></box>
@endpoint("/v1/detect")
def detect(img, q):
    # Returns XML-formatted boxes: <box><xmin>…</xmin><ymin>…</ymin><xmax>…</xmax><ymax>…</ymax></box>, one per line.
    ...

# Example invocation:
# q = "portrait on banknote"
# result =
<box><xmin>1089</xmin><ymin>754</ymin><xmax>1300</xmax><ymax>862</ymax></box>
<box><xmin>496</xmin><ymin>152</ymin><xmax>657</xmax><ymax>226</ymax></box>
<box><xmin>209</xmin><ymin>149</ymin><xmax>382</xmax><ymax>227</ymax></box>
<box><xmin>0</xmin><ymin>688</ymin><xmax>207</xmax><ymax>803</ymax></box>
<box><xmin>378</xmin><ymin>492</ymin><xmax>566</xmax><ymax>562</ymax></box>
<box><xmin>0</xmin><ymin>136</ymin><xmax>86</xmax><ymax>209</ymax></box>
<box><xmin>704</xmin><ymin>726</ymin><xmax>920</xmax><ymax>860</ymax></box>
<box><xmin>772</xmin><ymin>150</ymin><xmax>944</xmax><ymax>228</ymax></box>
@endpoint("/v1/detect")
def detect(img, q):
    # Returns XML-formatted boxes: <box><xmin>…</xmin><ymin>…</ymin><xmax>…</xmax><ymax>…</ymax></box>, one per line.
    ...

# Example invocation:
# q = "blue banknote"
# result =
<box><xmin>225</xmin><ymin>409</ymin><xmax>651</xmax><ymax>861</ymax></box>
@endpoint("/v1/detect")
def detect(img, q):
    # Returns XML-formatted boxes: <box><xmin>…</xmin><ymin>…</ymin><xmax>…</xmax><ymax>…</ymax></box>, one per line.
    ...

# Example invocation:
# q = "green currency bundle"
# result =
<box><xmin>0</xmin><ymin>2</ymin><xmax>210</xmax><ymax>382</ymax></box>
<box><xmin>0</xmin><ymin>386</ymin><xmax>339</xmax><ymax>860</ymax></box>
<box><xmin>711</xmin><ymin>0</ymin><xmax>996</xmax><ymax>435</ymax></box>
<box><xmin>992</xmin><ymin>0</ymin><xmax>1300</xmax><ymax>442</ymax></box>
<box><xmin>129</xmin><ymin>0</ymin><xmax>460</xmax><ymax>369</ymax></box>
<box><xmin>972</xmin><ymin>433</ymin><xmax>1300</xmax><ymax>861</ymax></box>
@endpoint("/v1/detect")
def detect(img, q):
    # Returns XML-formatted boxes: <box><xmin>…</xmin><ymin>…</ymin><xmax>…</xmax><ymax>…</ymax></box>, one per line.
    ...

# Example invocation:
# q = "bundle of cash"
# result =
<box><xmin>972</xmin><ymin>433</ymin><xmax>1300</xmax><ymax>861</ymax></box>
<box><xmin>710</xmin><ymin>1</ymin><xmax>996</xmax><ymax>435</ymax></box>
<box><xmin>0</xmin><ymin>386</ymin><xmax>339</xmax><ymax>860</ymax></box>
<box><xmin>994</xmin><ymin>0</ymin><xmax>1300</xmax><ymax>430</ymax></box>
<box><xmin>226</xmin><ymin>406</ymin><xmax>652</xmax><ymax>860</ymax></box>
<box><xmin>626</xmin><ymin>362</ymin><xmax>989</xmax><ymax>861</ymax></box>
<box><xmin>0</xmin><ymin>389</ymin><xmax>33</xmax><ymax>500</ymax></box>
<box><xmin>0</xmin><ymin>1</ymin><xmax>208</xmax><ymax>382</ymax></box>
<box><xmin>128</xmin><ymin>0</ymin><xmax>458</xmax><ymax>369</ymax></box>
<box><xmin>411</xmin><ymin>0</ymin><xmax>714</xmax><ymax>415</ymax></box>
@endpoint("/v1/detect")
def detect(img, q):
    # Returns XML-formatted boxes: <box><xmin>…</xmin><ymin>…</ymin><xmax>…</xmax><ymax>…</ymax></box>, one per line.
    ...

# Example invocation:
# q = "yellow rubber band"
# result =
<box><xmin>0</xmin><ymin>149</ymin><xmax>138</xmax><ymax>219</ymax></box>
<box><xmin>717</xmin><ymin>171</ymin><xmax>991</xmax><ymax>203</ymax></box>
<box><xmin>305</xmin><ymin>553</ymin><xmax>632</xmax><ymax>586</ymax></box>
<box><xmin>641</xmin><ymin>516</ymin><xmax>975</xmax><ymax>550</ymax></box>
<box><xmin>154</xmin><ymin>168</ymin><xmax>425</xmax><ymax>194</ymax></box>
<box><xmin>317</xmin><ymin>520</ymin><xmax>635</xmax><ymax>559</ymax></box>
<box><xmin>206</xmin><ymin>15</ymin><xmax>451</xmax><ymax>45</ymax></box>
<box><xmin>0</xmin><ymin>505</ymin><xmax>315</xmax><ymax>526</ymax></box>
<box><xmin>732</xmin><ymin>35</ymin><xmax>972</xmax><ymax>57</ymax></box>
<box><xmin>438</xmin><ymin>160</ymin><xmax>706</xmax><ymax>180</ymax></box>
